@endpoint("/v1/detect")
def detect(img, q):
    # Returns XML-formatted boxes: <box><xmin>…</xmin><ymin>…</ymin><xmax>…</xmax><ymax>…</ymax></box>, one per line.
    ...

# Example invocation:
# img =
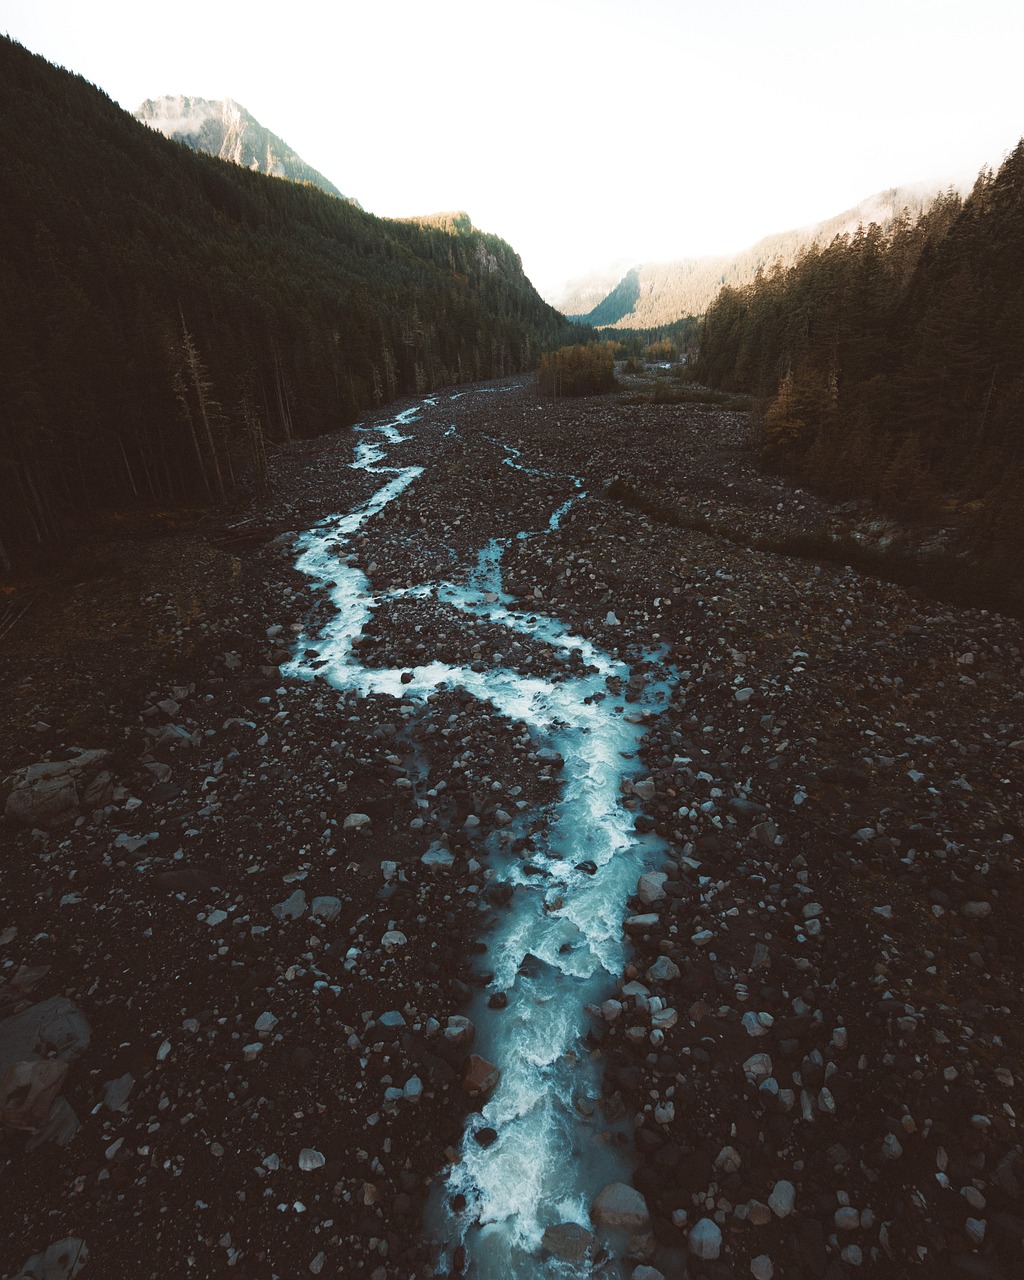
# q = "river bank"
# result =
<box><xmin>1</xmin><ymin>376</ymin><xmax>1022</xmax><ymax>1279</ymax></box>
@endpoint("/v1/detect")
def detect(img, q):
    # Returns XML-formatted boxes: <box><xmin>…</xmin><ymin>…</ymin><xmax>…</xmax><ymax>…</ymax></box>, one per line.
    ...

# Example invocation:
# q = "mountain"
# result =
<box><xmin>561</xmin><ymin>181</ymin><xmax>970</xmax><ymax>328</ymax></box>
<box><xmin>135</xmin><ymin>94</ymin><xmax>356</xmax><ymax>203</ymax></box>
<box><xmin>0</xmin><ymin>37</ymin><xmax>575</xmax><ymax>563</ymax></box>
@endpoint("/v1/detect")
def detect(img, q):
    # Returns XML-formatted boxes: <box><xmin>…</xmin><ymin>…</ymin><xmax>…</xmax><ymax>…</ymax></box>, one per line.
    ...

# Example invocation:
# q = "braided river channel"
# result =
<box><xmin>286</xmin><ymin>393</ymin><xmax>677</xmax><ymax>1277</ymax></box>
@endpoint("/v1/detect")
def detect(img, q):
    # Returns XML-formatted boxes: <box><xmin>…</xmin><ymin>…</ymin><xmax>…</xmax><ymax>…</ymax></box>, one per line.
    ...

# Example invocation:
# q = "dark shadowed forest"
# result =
<box><xmin>0</xmin><ymin>37</ymin><xmax>577</xmax><ymax>567</ymax></box>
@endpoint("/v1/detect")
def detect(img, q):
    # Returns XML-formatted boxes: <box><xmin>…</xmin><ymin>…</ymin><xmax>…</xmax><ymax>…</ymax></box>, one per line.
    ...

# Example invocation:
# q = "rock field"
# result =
<box><xmin>1</xmin><ymin>374</ymin><xmax>1022</xmax><ymax>1279</ymax></box>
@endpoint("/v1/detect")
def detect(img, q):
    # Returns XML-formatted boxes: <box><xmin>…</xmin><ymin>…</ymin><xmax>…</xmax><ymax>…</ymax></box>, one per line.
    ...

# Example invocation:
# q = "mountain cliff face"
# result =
<box><xmin>135</xmin><ymin>94</ymin><xmax>356</xmax><ymax>203</ymax></box>
<box><xmin>557</xmin><ymin>181</ymin><xmax>969</xmax><ymax>327</ymax></box>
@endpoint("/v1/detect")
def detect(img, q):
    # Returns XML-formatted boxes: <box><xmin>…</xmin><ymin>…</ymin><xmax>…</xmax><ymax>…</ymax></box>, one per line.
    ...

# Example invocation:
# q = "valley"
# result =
<box><xmin>2</xmin><ymin>375</ymin><xmax>1022</xmax><ymax>1279</ymax></box>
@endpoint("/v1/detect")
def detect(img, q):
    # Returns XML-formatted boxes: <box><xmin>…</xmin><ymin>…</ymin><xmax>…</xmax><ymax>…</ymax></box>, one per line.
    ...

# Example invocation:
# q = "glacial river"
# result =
<box><xmin>286</xmin><ymin>393</ymin><xmax>674</xmax><ymax>1277</ymax></box>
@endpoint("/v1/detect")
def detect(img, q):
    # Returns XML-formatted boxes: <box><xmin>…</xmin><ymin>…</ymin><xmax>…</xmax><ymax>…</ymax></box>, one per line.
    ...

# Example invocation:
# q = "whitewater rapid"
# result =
<box><xmin>286</xmin><ymin>395</ymin><xmax>674</xmax><ymax>1277</ymax></box>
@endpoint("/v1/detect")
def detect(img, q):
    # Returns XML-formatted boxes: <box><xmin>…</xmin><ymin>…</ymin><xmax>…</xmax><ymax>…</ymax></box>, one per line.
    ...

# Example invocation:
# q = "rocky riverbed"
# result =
<box><xmin>1</xmin><ymin>375</ymin><xmax>1022</xmax><ymax>1280</ymax></box>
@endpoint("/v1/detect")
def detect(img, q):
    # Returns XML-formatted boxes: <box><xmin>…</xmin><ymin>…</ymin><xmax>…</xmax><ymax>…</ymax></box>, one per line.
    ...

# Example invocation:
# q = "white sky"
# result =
<box><xmin>3</xmin><ymin>0</ymin><xmax>1023</xmax><ymax>297</ymax></box>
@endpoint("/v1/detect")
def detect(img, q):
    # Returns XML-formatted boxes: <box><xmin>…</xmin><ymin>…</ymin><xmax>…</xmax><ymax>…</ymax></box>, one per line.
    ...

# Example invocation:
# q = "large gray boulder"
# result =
<box><xmin>4</xmin><ymin>750</ymin><xmax>112</xmax><ymax>827</ymax></box>
<box><xmin>542</xmin><ymin>1222</ymin><xmax>593</xmax><ymax>1261</ymax></box>
<box><xmin>590</xmin><ymin>1181</ymin><xmax>651</xmax><ymax>1229</ymax></box>
<box><xmin>13</xmin><ymin>1238</ymin><xmax>88</xmax><ymax>1279</ymax></box>
<box><xmin>0</xmin><ymin>997</ymin><xmax>91</xmax><ymax>1143</ymax></box>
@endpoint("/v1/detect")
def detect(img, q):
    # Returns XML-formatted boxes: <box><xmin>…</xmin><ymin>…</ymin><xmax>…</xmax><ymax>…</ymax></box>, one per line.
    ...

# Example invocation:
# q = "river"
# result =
<box><xmin>285</xmin><ymin>392</ymin><xmax>675</xmax><ymax>1277</ymax></box>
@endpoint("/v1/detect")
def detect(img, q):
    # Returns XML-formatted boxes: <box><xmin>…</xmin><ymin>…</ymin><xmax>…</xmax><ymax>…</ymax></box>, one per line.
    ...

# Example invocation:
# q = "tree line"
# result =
<box><xmin>689</xmin><ymin>146</ymin><xmax>1024</xmax><ymax>578</ymax></box>
<box><xmin>0</xmin><ymin>37</ymin><xmax>578</xmax><ymax>568</ymax></box>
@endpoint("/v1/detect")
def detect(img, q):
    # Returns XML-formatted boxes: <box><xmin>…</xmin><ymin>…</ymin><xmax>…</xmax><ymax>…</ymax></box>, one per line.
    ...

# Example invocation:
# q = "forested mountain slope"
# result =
<box><xmin>559</xmin><ymin>182</ymin><xmax>961</xmax><ymax>327</ymax></box>
<box><xmin>135</xmin><ymin>95</ymin><xmax>355</xmax><ymax>202</ymax></box>
<box><xmin>0</xmin><ymin>38</ymin><xmax>574</xmax><ymax>565</ymax></box>
<box><xmin>690</xmin><ymin>150</ymin><xmax>1024</xmax><ymax>587</ymax></box>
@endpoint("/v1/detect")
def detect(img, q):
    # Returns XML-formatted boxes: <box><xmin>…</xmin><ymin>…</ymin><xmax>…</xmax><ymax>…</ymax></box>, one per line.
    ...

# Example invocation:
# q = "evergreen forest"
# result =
<box><xmin>690</xmin><ymin>149</ymin><xmax>1024</xmax><ymax>580</ymax></box>
<box><xmin>0</xmin><ymin>37</ymin><xmax>577</xmax><ymax>568</ymax></box>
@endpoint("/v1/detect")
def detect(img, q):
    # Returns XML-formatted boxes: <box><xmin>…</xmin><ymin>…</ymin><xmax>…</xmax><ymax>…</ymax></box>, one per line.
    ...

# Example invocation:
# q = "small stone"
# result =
<box><xmin>255</xmin><ymin>1012</ymin><xmax>278</xmax><ymax>1033</ymax></box>
<box><xmin>689</xmin><ymin>1217</ymin><xmax>722</xmax><ymax>1260</ymax></box>
<box><xmin>298</xmin><ymin>1148</ymin><xmax>325</xmax><ymax>1172</ymax></box>
<box><xmin>881</xmin><ymin>1133</ymin><xmax>903</xmax><ymax>1160</ymax></box>
<box><xmin>311</xmin><ymin>896</ymin><xmax>341</xmax><ymax>922</ymax></box>
<box><xmin>342</xmin><ymin>813</ymin><xmax>371</xmax><ymax>831</ymax></box>
<box><xmin>835</xmin><ymin>1207</ymin><xmax>860</xmax><ymax>1231</ymax></box>
<box><xmin>646</xmin><ymin>956</ymin><xmax>680</xmax><ymax>983</ymax></box>
<box><xmin>272</xmin><ymin>890</ymin><xmax>307</xmax><ymax>921</ymax></box>
<box><xmin>964</xmin><ymin>1217</ymin><xmax>986</xmax><ymax>1246</ymax></box>
<box><xmin>768</xmin><ymin>1180</ymin><xmax>796</xmax><ymax>1218</ymax></box>
<box><xmin>743</xmin><ymin>1053</ymin><xmax>774</xmax><ymax>1083</ymax></box>
<box><xmin>750</xmin><ymin>1257</ymin><xmax>774</xmax><ymax>1280</ymax></box>
<box><xmin>747</xmin><ymin>1200</ymin><xmax>772</xmax><ymax>1227</ymax></box>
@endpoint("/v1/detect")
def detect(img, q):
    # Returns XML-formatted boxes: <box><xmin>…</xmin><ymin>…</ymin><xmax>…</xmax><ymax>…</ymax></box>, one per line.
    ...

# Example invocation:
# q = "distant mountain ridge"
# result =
<box><xmin>554</xmin><ymin>180</ymin><xmax>972</xmax><ymax>328</ymax></box>
<box><xmin>135</xmin><ymin>95</ymin><xmax>356</xmax><ymax>203</ymax></box>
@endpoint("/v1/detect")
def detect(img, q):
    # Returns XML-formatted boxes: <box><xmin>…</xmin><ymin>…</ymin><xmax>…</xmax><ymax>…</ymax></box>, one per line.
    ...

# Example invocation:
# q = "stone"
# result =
<box><xmin>444</xmin><ymin>1016</ymin><xmax>475</xmax><ymax>1049</ymax></box>
<box><xmin>590</xmin><ymin>1182</ymin><xmax>651</xmax><ymax>1229</ymax></box>
<box><xmin>272</xmin><ymin>890</ymin><xmax>307</xmax><ymax>921</ymax></box>
<box><xmin>689</xmin><ymin>1218</ymin><xmax>722</xmax><ymax>1260</ymax></box>
<box><xmin>750</xmin><ymin>1257</ymin><xmax>774</xmax><ymax>1280</ymax></box>
<box><xmin>0</xmin><ymin>997</ymin><xmax>91</xmax><ymax>1073</ymax></box>
<box><xmin>743</xmin><ymin>1053</ymin><xmax>773</xmax><ymax>1082</ymax></box>
<box><xmin>298</xmin><ymin>1148</ymin><xmax>325</xmax><ymax>1172</ymax></box>
<box><xmin>311</xmin><ymin>896</ymin><xmax>341</xmax><ymax>922</ymax></box>
<box><xmin>637</xmin><ymin>871</ymin><xmax>667</xmax><ymax>905</ymax></box>
<box><xmin>463</xmin><ymin>1055</ymin><xmax>500</xmax><ymax>1096</ymax></box>
<box><xmin>646</xmin><ymin>956</ymin><xmax>680</xmax><ymax>983</ymax></box>
<box><xmin>624</xmin><ymin>914</ymin><xmax>660</xmax><ymax>932</ymax></box>
<box><xmin>12</xmin><ymin>1238</ymin><xmax>88</xmax><ymax>1279</ymax></box>
<box><xmin>102</xmin><ymin>1073</ymin><xmax>134</xmax><ymax>1113</ymax></box>
<box><xmin>747</xmin><ymin>1200</ymin><xmax>772</xmax><ymax>1226</ymax></box>
<box><xmin>4</xmin><ymin>750</ymin><xmax>112</xmax><ymax>828</ymax></box>
<box><xmin>541</xmin><ymin>1222</ymin><xmax>593</xmax><ymax>1262</ymax></box>
<box><xmin>342</xmin><ymin>812</ymin><xmax>371</xmax><ymax>831</ymax></box>
<box><xmin>768</xmin><ymin>1180</ymin><xmax>796</xmax><ymax>1218</ymax></box>
<box><xmin>714</xmin><ymin>1145</ymin><xmax>742</xmax><ymax>1174</ymax></box>
<box><xmin>0</xmin><ymin>1060</ymin><xmax>68</xmax><ymax>1131</ymax></box>
<box><xmin>255</xmin><ymin>1012</ymin><xmax>279</xmax><ymax>1033</ymax></box>
<box><xmin>422</xmin><ymin>842</ymin><xmax>455</xmax><ymax>871</ymax></box>
<box><xmin>835</xmin><ymin>1207</ymin><xmax>860</xmax><ymax>1231</ymax></box>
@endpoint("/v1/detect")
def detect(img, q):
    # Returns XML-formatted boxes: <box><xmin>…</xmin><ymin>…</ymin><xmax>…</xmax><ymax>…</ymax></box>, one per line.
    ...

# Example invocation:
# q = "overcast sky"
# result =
<box><xmin>4</xmin><ymin>0</ymin><xmax>1023</xmax><ymax>296</ymax></box>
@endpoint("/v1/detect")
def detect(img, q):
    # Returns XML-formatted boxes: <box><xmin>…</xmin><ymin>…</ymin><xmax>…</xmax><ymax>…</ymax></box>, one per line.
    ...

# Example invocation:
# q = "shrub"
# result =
<box><xmin>539</xmin><ymin>343</ymin><xmax>617</xmax><ymax>397</ymax></box>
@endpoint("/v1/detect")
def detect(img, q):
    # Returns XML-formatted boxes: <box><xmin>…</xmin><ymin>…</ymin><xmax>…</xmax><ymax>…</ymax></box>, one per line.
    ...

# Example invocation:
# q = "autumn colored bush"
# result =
<box><xmin>538</xmin><ymin>343</ymin><xmax>617</xmax><ymax>397</ymax></box>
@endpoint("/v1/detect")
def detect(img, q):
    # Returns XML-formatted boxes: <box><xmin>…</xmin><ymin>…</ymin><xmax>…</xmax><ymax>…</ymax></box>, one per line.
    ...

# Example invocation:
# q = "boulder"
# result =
<box><xmin>689</xmin><ymin>1217</ymin><xmax>722</xmax><ymax>1260</ymax></box>
<box><xmin>590</xmin><ymin>1181</ymin><xmax>651</xmax><ymax>1229</ymax></box>
<box><xmin>4</xmin><ymin>750</ymin><xmax>113</xmax><ymax>828</ymax></box>
<box><xmin>12</xmin><ymin>1238</ymin><xmax>88</xmax><ymax>1280</ymax></box>
<box><xmin>0</xmin><ymin>1060</ymin><xmax>68</xmax><ymax>1131</ymax></box>
<box><xmin>541</xmin><ymin>1222</ymin><xmax>593</xmax><ymax>1262</ymax></box>
<box><xmin>462</xmin><ymin>1054</ymin><xmax>500</xmax><ymax>1095</ymax></box>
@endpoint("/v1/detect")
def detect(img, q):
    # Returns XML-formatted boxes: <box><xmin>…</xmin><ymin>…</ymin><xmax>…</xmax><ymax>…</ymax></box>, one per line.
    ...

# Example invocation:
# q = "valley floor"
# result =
<box><xmin>1</xmin><ymin>376</ymin><xmax>1022</xmax><ymax>1280</ymax></box>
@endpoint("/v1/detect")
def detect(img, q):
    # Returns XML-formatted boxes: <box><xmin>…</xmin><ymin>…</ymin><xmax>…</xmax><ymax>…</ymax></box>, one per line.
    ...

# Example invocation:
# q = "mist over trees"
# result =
<box><xmin>0</xmin><ymin>37</ymin><xmax>576</xmax><ymax>566</ymax></box>
<box><xmin>689</xmin><ymin>148</ymin><xmax>1024</xmax><ymax>579</ymax></box>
